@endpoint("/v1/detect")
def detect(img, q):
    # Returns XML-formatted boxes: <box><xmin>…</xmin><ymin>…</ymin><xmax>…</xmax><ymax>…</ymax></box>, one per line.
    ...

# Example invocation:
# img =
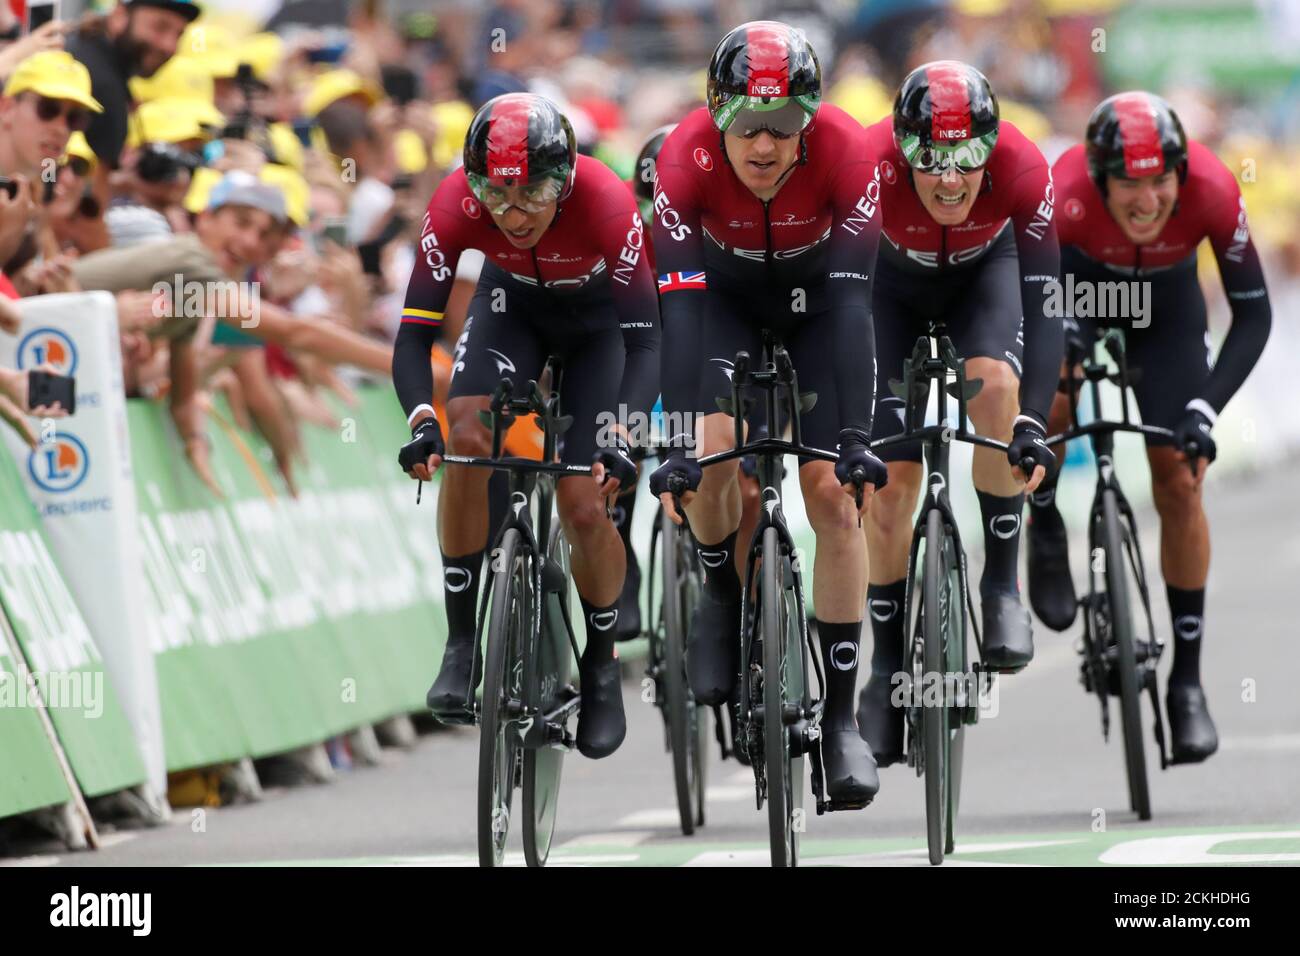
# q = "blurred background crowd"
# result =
<box><xmin>1</xmin><ymin>0</ymin><xmax>1299</xmax><ymax>494</ymax></box>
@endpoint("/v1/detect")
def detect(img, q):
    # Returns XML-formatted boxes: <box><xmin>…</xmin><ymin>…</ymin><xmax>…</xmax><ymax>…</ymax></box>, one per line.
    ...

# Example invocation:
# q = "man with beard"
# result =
<box><xmin>65</xmin><ymin>0</ymin><xmax>200</xmax><ymax>172</ymax></box>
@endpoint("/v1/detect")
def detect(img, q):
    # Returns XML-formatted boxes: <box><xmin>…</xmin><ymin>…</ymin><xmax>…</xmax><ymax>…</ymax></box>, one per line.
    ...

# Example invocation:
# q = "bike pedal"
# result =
<box><xmin>431</xmin><ymin>707</ymin><xmax>477</xmax><ymax>728</ymax></box>
<box><xmin>824</xmin><ymin>797</ymin><xmax>873</xmax><ymax>812</ymax></box>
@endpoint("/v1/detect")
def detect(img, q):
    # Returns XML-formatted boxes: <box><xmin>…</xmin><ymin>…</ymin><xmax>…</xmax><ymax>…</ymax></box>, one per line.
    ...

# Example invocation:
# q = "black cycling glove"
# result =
<box><xmin>398</xmin><ymin>416</ymin><xmax>446</xmax><ymax>474</ymax></box>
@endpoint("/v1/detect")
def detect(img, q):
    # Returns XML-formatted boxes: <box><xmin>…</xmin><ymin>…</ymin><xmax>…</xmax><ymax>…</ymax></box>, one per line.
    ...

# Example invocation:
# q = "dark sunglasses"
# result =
<box><xmin>26</xmin><ymin>95</ymin><xmax>92</xmax><ymax>133</ymax></box>
<box><xmin>63</xmin><ymin>156</ymin><xmax>92</xmax><ymax>178</ymax></box>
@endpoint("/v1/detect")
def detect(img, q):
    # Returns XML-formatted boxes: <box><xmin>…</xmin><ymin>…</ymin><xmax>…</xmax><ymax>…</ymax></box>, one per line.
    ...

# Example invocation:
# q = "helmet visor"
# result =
<box><xmin>714</xmin><ymin>94</ymin><xmax>818</xmax><ymax>138</ymax></box>
<box><xmin>466</xmin><ymin>170</ymin><xmax>565</xmax><ymax>215</ymax></box>
<box><xmin>897</xmin><ymin>129</ymin><xmax>998</xmax><ymax>175</ymax></box>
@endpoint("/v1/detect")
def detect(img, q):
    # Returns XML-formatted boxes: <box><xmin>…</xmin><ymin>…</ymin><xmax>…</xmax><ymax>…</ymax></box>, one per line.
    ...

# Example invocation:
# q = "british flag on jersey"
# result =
<box><xmin>658</xmin><ymin>271</ymin><xmax>708</xmax><ymax>293</ymax></box>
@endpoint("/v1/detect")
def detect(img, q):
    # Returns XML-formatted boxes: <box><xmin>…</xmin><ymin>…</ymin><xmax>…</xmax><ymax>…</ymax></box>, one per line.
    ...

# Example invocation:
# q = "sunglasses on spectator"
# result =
<box><xmin>24</xmin><ymin>94</ymin><xmax>92</xmax><ymax>132</ymax></box>
<box><xmin>61</xmin><ymin>156</ymin><xmax>92</xmax><ymax>178</ymax></box>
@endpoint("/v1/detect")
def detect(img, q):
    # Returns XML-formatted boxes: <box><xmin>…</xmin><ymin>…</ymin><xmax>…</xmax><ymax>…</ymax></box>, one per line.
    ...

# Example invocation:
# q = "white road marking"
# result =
<box><xmin>1100</xmin><ymin>831</ymin><xmax>1300</xmax><ymax>866</ymax></box>
<box><xmin>1219</xmin><ymin>733</ymin><xmax>1300</xmax><ymax>752</ymax></box>
<box><xmin>615</xmin><ymin>807</ymin><xmax>688</xmax><ymax>829</ymax></box>
<box><xmin>560</xmin><ymin>830</ymin><xmax>654</xmax><ymax>848</ymax></box>
<box><xmin>0</xmin><ymin>855</ymin><xmax>59</xmax><ymax>867</ymax></box>
<box><xmin>704</xmin><ymin>784</ymin><xmax>754</xmax><ymax>802</ymax></box>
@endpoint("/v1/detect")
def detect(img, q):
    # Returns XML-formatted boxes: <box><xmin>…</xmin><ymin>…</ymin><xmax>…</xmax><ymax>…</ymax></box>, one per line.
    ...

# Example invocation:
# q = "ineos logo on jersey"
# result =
<box><xmin>462</xmin><ymin>196</ymin><xmax>481</xmax><ymax>219</ymax></box>
<box><xmin>612</xmin><ymin>212</ymin><xmax>644</xmax><ymax>286</ymax></box>
<box><xmin>694</xmin><ymin>148</ymin><xmax>713</xmax><ymax>172</ymax></box>
<box><xmin>989</xmin><ymin>514</ymin><xmax>1021</xmax><ymax>540</ymax></box>
<box><xmin>841</xmin><ymin>172</ymin><xmax>882</xmax><ymax>236</ymax></box>
<box><xmin>444</xmin><ymin>567</ymin><xmax>472</xmax><ymax>592</ymax></box>
<box><xmin>491</xmin><ymin>166</ymin><xmax>522</xmax><ymax>177</ymax></box>
<box><xmin>654</xmin><ymin>187</ymin><xmax>691</xmax><ymax>241</ymax></box>
<box><xmin>830</xmin><ymin>641</ymin><xmax>858</xmax><ymax>671</ymax></box>
<box><xmin>1025</xmin><ymin>178</ymin><xmax>1056</xmax><ymax>241</ymax></box>
<box><xmin>1225</xmin><ymin>197</ymin><xmax>1251</xmax><ymax>263</ymax></box>
<box><xmin>419</xmin><ymin>225</ymin><xmax>451</xmax><ymax>281</ymax></box>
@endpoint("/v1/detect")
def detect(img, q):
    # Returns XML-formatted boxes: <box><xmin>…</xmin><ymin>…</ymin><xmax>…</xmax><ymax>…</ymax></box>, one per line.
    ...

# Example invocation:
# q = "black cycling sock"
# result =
<box><xmin>867</xmin><ymin>579</ymin><xmax>908</xmax><ymax>677</ymax></box>
<box><xmin>1167</xmin><ymin>585</ymin><xmax>1205</xmax><ymax>688</ymax></box>
<box><xmin>441</xmin><ymin>549</ymin><xmax>484</xmax><ymax>645</ymax></box>
<box><xmin>818</xmin><ymin>620</ymin><xmax>863</xmax><ymax>731</ymax></box>
<box><xmin>696</xmin><ymin>528</ymin><xmax>740</xmax><ymax>604</ymax></box>
<box><xmin>978</xmin><ymin>490</ymin><xmax>1026</xmax><ymax>597</ymax></box>
<box><xmin>579</xmin><ymin>595</ymin><xmax>619</xmax><ymax>663</ymax></box>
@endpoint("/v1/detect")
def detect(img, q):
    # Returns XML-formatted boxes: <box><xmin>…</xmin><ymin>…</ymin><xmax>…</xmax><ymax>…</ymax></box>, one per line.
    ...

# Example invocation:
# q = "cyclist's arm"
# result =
<box><xmin>1199</xmin><ymin>180</ymin><xmax>1272</xmax><ymax>419</ymax></box>
<box><xmin>392</xmin><ymin>200</ymin><xmax>465</xmax><ymax>424</ymax></box>
<box><xmin>1008</xmin><ymin>164</ymin><xmax>1064</xmax><ymax>427</ymax></box>
<box><xmin>825</xmin><ymin>155</ymin><xmax>883</xmax><ymax>438</ymax></box>
<box><xmin>652</xmin><ymin>161</ymin><xmax>706</xmax><ymax>451</ymax></box>
<box><xmin>596</xmin><ymin>199</ymin><xmax>661</xmax><ymax>428</ymax></box>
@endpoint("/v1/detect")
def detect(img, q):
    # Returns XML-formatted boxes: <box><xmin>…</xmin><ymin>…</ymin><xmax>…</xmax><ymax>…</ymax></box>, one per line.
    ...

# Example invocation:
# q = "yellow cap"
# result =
<box><xmin>954</xmin><ymin>0</ymin><xmax>1008</xmax><ymax>14</ymax></box>
<box><xmin>242</xmin><ymin>33</ymin><xmax>284</xmax><ymax>84</ymax></box>
<box><xmin>128</xmin><ymin>97</ymin><xmax>223</xmax><ymax>147</ymax></box>
<box><xmin>828</xmin><ymin>75</ymin><xmax>893</xmax><ymax>127</ymax></box>
<box><xmin>395</xmin><ymin>128</ymin><xmax>429</xmax><ymax>175</ymax></box>
<box><xmin>999</xmin><ymin>99</ymin><xmax>1052</xmax><ymax>145</ymax></box>
<box><xmin>131</xmin><ymin>55</ymin><xmax>215</xmax><ymax>104</ymax></box>
<box><xmin>4</xmin><ymin>51</ymin><xmax>104</xmax><ymax>112</ymax></box>
<box><xmin>184</xmin><ymin>165</ymin><xmax>225</xmax><ymax>215</ymax></box>
<box><xmin>259</xmin><ymin>163</ymin><xmax>310</xmax><ymax>227</ymax></box>
<box><xmin>63</xmin><ymin>131</ymin><xmax>97</xmax><ymax>171</ymax></box>
<box><xmin>266</xmin><ymin>121</ymin><xmax>304</xmax><ymax>172</ymax></box>
<box><xmin>180</xmin><ymin>21</ymin><xmax>239</xmax><ymax>79</ymax></box>
<box><xmin>430</xmin><ymin>99</ymin><xmax>474</xmax><ymax>170</ymax></box>
<box><xmin>303</xmin><ymin>69</ymin><xmax>380</xmax><ymax>118</ymax></box>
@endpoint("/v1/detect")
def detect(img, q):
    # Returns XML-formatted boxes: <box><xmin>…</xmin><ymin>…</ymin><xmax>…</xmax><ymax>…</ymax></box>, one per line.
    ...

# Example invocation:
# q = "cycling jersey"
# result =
<box><xmin>653</xmin><ymin>104</ymin><xmax>883</xmax><ymax>442</ymax></box>
<box><xmin>1053</xmin><ymin>140</ymin><xmax>1271</xmax><ymax>418</ymax></box>
<box><xmin>393</xmin><ymin>154</ymin><xmax>660</xmax><ymax>427</ymax></box>
<box><xmin>863</xmin><ymin>117</ymin><xmax>1063</xmax><ymax>426</ymax></box>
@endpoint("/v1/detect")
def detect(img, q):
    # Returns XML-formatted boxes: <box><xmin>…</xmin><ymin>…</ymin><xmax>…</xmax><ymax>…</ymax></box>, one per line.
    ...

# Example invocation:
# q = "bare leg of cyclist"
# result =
<box><xmin>681</xmin><ymin>412</ymin><xmax>744</xmax><ymax>706</ymax></box>
<box><xmin>557</xmin><ymin>475</ymin><xmax>629</xmax><ymax>759</ymax></box>
<box><xmin>801</xmin><ymin>460</ymin><xmax>879</xmax><ymax>802</ymax></box>
<box><xmin>426</xmin><ymin>396</ymin><xmax>499</xmax><ymax>717</ymax></box>
<box><xmin>858</xmin><ymin>460</ymin><xmax>921</xmax><ymax>763</ymax></box>
<box><xmin>966</xmin><ymin>356</ymin><xmax>1034</xmax><ymax>671</ymax></box>
<box><xmin>1148</xmin><ymin>445</ymin><xmax>1217</xmax><ymax>762</ymax></box>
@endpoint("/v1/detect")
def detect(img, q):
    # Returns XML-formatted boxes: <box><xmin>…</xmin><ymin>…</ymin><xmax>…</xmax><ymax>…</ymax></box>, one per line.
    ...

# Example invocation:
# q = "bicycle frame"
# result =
<box><xmin>441</xmin><ymin>364</ymin><xmax>591</xmax><ymax>746</ymax></box>
<box><xmin>1047</xmin><ymin>327</ymin><xmax>1172</xmax><ymax>767</ymax></box>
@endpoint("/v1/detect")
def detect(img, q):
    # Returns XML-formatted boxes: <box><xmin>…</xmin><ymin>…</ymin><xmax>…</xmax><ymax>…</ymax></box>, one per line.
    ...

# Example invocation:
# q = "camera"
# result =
<box><xmin>136</xmin><ymin>143</ymin><xmax>203</xmax><ymax>183</ymax></box>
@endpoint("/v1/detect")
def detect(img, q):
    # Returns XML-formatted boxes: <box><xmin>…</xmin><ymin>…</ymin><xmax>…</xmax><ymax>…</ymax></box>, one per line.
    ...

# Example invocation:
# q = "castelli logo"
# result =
<box><xmin>694</xmin><ymin>147</ymin><xmax>713</xmax><ymax>172</ymax></box>
<box><xmin>1065</xmin><ymin>197</ymin><xmax>1085</xmax><ymax>221</ymax></box>
<box><xmin>462</xmin><ymin>196</ymin><xmax>481</xmax><ymax>219</ymax></box>
<box><xmin>881</xmin><ymin>160</ymin><xmax>897</xmax><ymax>185</ymax></box>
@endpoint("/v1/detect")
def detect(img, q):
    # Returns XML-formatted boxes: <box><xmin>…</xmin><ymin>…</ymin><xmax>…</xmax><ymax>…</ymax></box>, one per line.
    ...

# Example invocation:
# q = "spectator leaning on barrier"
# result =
<box><xmin>65</xmin><ymin>0</ymin><xmax>200</xmax><ymax>173</ymax></box>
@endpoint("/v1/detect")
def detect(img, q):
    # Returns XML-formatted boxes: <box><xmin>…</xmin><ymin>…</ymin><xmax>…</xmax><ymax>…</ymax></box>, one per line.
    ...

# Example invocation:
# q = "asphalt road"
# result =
<box><xmin>7</xmin><ymin>461</ymin><xmax>1300</xmax><ymax>867</ymax></box>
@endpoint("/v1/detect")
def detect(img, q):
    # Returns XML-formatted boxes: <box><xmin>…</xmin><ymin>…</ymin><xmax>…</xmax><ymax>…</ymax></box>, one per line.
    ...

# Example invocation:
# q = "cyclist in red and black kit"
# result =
<box><xmin>648</xmin><ymin>22</ymin><xmax>888</xmax><ymax>803</ymax></box>
<box><xmin>393</xmin><ymin>93</ymin><xmax>661</xmax><ymax>760</ymax></box>
<box><xmin>1028</xmin><ymin>93</ymin><xmax>1272</xmax><ymax>763</ymax></box>
<box><xmin>856</xmin><ymin>62</ymin><xmax>1062</xmax><ymax>766</ymax></box>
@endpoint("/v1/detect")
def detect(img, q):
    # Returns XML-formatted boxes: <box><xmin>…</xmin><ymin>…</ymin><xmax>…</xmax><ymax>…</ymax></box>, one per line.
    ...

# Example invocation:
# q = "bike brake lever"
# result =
<box><xmin>416</xmin><ymin>478</ymin><xmax>423</xmax><ymax>505</ymax></box>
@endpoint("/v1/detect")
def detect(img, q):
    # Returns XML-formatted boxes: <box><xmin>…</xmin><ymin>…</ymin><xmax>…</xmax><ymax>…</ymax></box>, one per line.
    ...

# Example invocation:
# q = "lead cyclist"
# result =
<box><xmin>649</xmin><ymin>21</ymin><xmax>888</xmax><ymax>804</ymax></box>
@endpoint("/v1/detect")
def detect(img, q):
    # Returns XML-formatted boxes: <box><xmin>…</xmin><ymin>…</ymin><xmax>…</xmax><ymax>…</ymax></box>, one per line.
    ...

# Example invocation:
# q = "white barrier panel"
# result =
<box><xmin>1</xmin><ymin>292</ymin><xmax>164</xmax><ymax>796</ymax></box>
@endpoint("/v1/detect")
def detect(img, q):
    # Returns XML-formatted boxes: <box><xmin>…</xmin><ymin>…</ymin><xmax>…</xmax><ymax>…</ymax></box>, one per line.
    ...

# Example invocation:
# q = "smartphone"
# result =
<box><xmin>357</xmin><ymin>239</ymin><xmax>383</xmax><ymax>276</ymax></box>
<box><xmin>25</xmin><ymin>0</ymin><xmax>59</xmax><ymax>33</ymax></box>
<box><xmin>0</xmin><ymin>177</ymin><xmax>17</xmax><ymax>201</ymax></box>
<box><xmin>321</xmin><ymin>217</ymin><xmax>349</xmax><ymax>248</ymax></box>
<box><xmin>28</xmin><ymin>370</ymin><xmax>76</xmax><ymax>415</ymax></box>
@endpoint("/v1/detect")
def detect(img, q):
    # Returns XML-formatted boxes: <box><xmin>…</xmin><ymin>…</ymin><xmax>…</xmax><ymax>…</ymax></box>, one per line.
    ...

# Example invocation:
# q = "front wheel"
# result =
<box><xmin>921</xmin><ymin>508</ymin><xmax>948</xmax><ymax>865</ymax></box>
<box><xmin>661</xmin><ymin>511</ymin><xmax>707</xmax><ymax>835</ymax></box>
<box><xmin>761</xmin><ymin>526</ymin><xmax>804</xmax><ymax>867</ymax></box>
<box><xmin>478</xmin><ymin>528</ymin><xmax>531</xmax><ymax>867</ymax></box>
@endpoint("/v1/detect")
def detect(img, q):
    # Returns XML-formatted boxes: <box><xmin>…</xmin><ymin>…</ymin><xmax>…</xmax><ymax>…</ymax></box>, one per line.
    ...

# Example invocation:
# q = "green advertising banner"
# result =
<box><xmin>0</xmin><ymin>447</ymin><xmax>145</xmax><ymax>810</ymax></box>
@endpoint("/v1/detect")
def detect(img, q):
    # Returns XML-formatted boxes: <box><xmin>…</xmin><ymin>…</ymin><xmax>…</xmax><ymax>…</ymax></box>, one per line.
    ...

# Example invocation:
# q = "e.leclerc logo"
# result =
<box><xmin>29</xmin><ymin>433</ymin><xmax>90</xmax><ymax>494</ymax></box>
<box><xmin>17</xmin><ymin>327</ymin><xmax>78</xmax><ymax>375</ymax></box>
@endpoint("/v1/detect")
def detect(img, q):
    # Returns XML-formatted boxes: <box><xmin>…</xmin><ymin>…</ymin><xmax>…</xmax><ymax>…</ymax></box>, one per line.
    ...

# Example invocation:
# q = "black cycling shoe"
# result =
<box><xmin>1027</xmin><ymin>503</ymin><xmax>1078</xmax><ymax>631</ymax></box>
<box><xmin>614</xmin><ymin>557</ymin><xmax>642</xmax><ymax>642</ymax></box>
<box><xmin>427</xmin><ymin>640</ymin><xmax>477</xmax><ymax>724</ymax></box>
<box><xmin>1166</xmin><ymin>683</ymin><xmax>1219</xmax><ymax>764</ymax></box>
<box><xmin>821</xmin><ymin>728</ymin><xmax>880</xmax><ymax>805</ymax></box>
<box><xmin>687</xmin><ymin>591</ymin><xmax>741</xmax><ymax>706</ymax></box>
<box><xmin>982</xmin><ymin>591</ymin><xmax>1034</xmax><ymax>672</ymax></box>
<box><xmin>576</xmin><ymin>653</ymin><xmax>627</xmax><ymax>759</ymax></box>
<box><xmin>856</xmin><ymin>674</ymin><xmax>905</xmax><ymax>767</ymax></box>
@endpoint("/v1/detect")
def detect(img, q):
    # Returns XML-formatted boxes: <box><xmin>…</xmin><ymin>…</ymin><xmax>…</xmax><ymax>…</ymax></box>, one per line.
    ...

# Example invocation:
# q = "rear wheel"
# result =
<box><xmin>1101</xmin><ymin>489</ymin><xmax>1151</xmax><ymax>820</ymax></box>
<box><xmin>523</xmin><ymin>522</ymin><xmax>572</xmax><ymax>866</ymax></box>
<box><xmin>478</xmin><ymin>529</ymin><xmax>530</xmax><ymax>867</ymax></box>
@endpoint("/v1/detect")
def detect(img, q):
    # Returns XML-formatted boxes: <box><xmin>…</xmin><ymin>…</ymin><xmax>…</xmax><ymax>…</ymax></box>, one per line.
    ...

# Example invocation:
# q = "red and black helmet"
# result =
<box><xmin>463</xmin><ymin>93</ymin><xmax>577</xmax><ymax>211</ymax></box>
<box><xmin>892</xmin><ymin>60</ymin><xmax>1000</xmax><ymax>174</ymax></box>
<box><xmin>1085</xmin><ymin>91</ymin><xmax>1188</xmax><ymax>192</ymax></box>
<box><xmin>633</xmin><ymin>124</ymin><xmax>675</xmax><ymax>205</ymax></box>
<box><xmin>706</xmin><ymin>21</ymin><xmax>822</xmax><ymax>138</ymax></box>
